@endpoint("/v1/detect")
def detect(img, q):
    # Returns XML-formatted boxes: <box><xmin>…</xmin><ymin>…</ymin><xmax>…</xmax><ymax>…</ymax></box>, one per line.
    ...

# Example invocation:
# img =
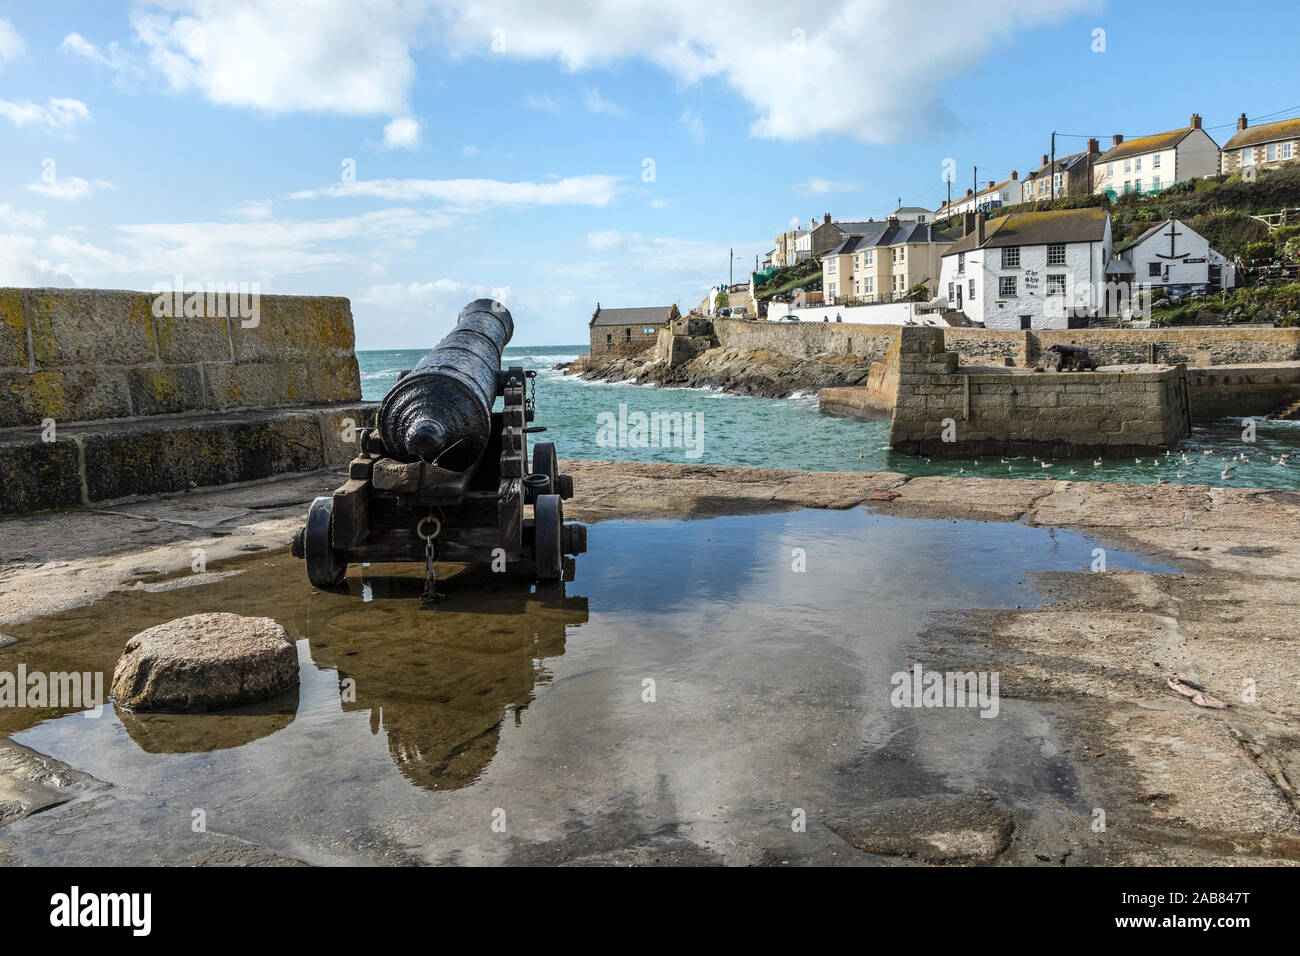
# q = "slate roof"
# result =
<box><xmin>827</xmin><ymin>222</ymin><xmax>957</xmax><ymax>256</ymax></box>
<box><xmin>1223</xmin><ymin>116</ymin><xmax>1300</xmax><ymax>150</ymax></box>
<box><xmin>1100</xmin><ymin>127</ymin><xmax>1203</xmax><ymax>162</ymax></box>
<box><xmin>942</xmin><ymin>207</ymin><xmax>1110</xmax><ymax>257</ymax></box>
<box><xmin>590</xmin><ymin>305</ymin><xmax>675</xmax><ymax>327</ymax></box>
<box><xmin>935</xmin><ymin>178</ymin><xmax>1014</xmax><ymax>215</ymax></box>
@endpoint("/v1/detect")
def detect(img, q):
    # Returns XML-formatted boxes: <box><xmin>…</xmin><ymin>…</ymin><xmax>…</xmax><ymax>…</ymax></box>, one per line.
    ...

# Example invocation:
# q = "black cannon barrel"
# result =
<box><xmin>377</xmin><ymin>298</ymin><xmax>514</xmax><ymax>469</ymax></box>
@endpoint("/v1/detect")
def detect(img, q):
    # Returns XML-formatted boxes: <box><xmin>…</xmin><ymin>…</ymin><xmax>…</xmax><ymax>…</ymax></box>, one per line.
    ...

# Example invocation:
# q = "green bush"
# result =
<box><xmin>1242</xmin><ymin>240</ymin><xmax>1276</xmax><ymax>262</ymax></box>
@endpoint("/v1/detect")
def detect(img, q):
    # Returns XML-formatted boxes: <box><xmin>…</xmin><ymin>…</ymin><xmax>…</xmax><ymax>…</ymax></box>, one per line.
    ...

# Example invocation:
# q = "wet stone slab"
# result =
<box><xmin>0</xmin><ymin>509</ymin><xmax>1175</xmax><ymax>865</ymax></box>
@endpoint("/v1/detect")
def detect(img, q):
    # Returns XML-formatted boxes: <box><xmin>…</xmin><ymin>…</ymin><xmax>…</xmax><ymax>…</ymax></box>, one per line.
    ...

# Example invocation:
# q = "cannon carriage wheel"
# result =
<box><xmin>304</xmin><ymin>496</ymin><xmax>348</xmax><ymax>589</ymax></box>
<box><xmin>534</xmin><ymin>493</ymin><xmax>563</xmax><ymax>582</ymax></box>
<box><xmin>532</xmin><ymin>441</ymin><xmax>558</xmax><ymax>493</ymax></box>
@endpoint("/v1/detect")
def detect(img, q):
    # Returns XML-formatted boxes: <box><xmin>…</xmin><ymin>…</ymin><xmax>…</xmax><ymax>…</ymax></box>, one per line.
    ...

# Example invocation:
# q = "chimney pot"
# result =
<box><xmin>1238</xmin><ymin>113</ymin><xmax>1248</xmax><ymax>131</ymax></box>
<box><xmin>886</xmin><ymin>216</ymin><xmax>899</xmax><ymax>228</ymax></box>
<box><xmin>824</xmin><ymin>212</ymin><xmax>831</xmax><ymax>224</ymax></box>
<box><xmin>1087</xmin><ymin>137</ymin><xmax>1099</xmax><ymax>154</ymax></box>
<box><xmin>1191</xmin><ymin>113</ymin><xmax>1202</xmax><ymax>130</ymax></box>
<box><xmin>1112</xmin><ymin>134</ymin><xmax>1124</xmax><ymax>147</ymax></box>
<box><xmin>1011</xmin><ymin>169</ymin><xmax>1018</xmax><ymax>180</ymax></box>
<box><xmin>1041</xmin><ymin>153</ymin><xmax>1049</xmax><ymax>167</ymax></box>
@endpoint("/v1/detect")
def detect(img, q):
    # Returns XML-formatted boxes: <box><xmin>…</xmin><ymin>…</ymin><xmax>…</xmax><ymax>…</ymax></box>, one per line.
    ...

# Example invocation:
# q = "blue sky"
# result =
<box><xmin>1</xmin><ymin>0</ymin><xmax>1298</xmax><ymax>348</ymax></box>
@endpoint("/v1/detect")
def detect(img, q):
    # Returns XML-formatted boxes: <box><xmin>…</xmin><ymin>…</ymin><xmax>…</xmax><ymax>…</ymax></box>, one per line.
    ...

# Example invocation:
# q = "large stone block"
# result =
<box><xmin>228</xmin><ymin>295</ymin><xmax>355</xmax><ymax>362</ymax></box>
<box><xmin>151</xmin><ymin>308</ymin><xmax>234</xmax><ymax>364</ymax></box>
<box><xmin>0</xmin><ymin>368</ymin><xmax>132</xmax><ymax>427</ymax></box>
<box><xmin>0</xmin><ymin>289</ymin><xmax>29</xmax><ymax>370</ymax></box>
<box><xmin>24</xmin><ymin>289</ymin><xmax>158</xmax><ymax>368</ymax></box>
<box><xmin>127</xmin><ymin>365</ymin><xmax>206</xmax><ymax>417</ymax></box>
<box><xmin>0</xmin><ymin>436</ymin><xmax>83</xmax><ymax>513</ymax></box>
<box><xmin>79</xmin><ymin>412</ymin><xmax>327</xmax><ymax>502</ymax></box>
<box><xmin>315</xmin><ymin>404</ymin><xmax>379</xmax><ymax>465</ymax></box>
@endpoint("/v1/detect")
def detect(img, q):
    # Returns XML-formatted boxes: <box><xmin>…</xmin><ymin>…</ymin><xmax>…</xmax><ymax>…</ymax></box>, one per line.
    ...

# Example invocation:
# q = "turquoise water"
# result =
<box><xmin>359</xmin><ymin>346</ymin><xmax>1300</xmax><ymax>489</ymax></box>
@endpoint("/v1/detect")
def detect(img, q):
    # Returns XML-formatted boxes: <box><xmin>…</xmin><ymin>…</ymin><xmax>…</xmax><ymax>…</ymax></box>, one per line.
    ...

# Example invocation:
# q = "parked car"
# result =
<box><xmin>716</xmin><ymin>307</ymin><xmax>732</xmax><ymax>317</ymax></box>
<box><xmin>776</xmin><ymin>314</ymin><xmax>800</xmax><ymax>323</ymax></box>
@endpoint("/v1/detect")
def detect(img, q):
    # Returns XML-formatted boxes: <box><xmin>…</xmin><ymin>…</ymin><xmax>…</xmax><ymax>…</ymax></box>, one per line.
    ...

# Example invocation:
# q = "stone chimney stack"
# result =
<box><xmin>1191</xmin><ymin>113</ymin><xmax>1202</xmax><ymax>130</ymax></box>
<box><xmin>977</xmin><ymin>215</ymin><xmax>985</xmax><ymax>245</ymax></box>
<box><xmin>1112</xmin><ymin>134</ymin><xmax>1124</xmax><ymax>147</ymax></box>
<box><xmin>1087</xmin><ymin>137</ymin><xmax>1100</xmax><ymax>154</ymax></box>
<box><xmin>1041</xmin><ymin>153</ymin><xmax>1049</xmax><ymax>167</ymax></box>
<box><xmin>1011</xmin><ymin>170</ymin><xmax>1018</xmax><ymax>180</ymax></box>
<box><xmin>963</xmin><ymin>211</ymin><xmax>976</xmax><ymax>236</ymax></box>
<box><xmin>886</xmin><ymin>216</ymin><xmax>900</xmax><ymax>228</ymax></box>
<box><xmin>1238</xmin><ymin>113</ymin><xmax>1249</xmax><ymax>131</ymax></box>
<box><xmin>823</xmin><ymin>213</ymin><xmax>831</xmax><ymax>224</ymax></box>
<box><xmin>966</xmin><ymin>188</ymin><xmax>973</xmax><ymax>197</ymax></box>
<box><xmin>987</xmin><ymin>180</ymin><xmax>995</xmax><ymax>190</ymax></box>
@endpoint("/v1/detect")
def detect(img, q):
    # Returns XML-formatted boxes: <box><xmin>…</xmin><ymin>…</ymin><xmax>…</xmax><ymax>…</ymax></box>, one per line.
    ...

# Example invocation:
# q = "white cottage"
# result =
<box><xmin>1093</xmin><ymin>115</ymin><xmax>1220</xmax><ymax>199</ymax></box>
<box><xmin>938</xmin><ymin>207</ymin><xmax>1113</xmax><ymax>330</ymax></box>
<box><xmin>1110</xmin><ymin>218</ymin><xmax>1235</xmax><ymax>293</ymax></box>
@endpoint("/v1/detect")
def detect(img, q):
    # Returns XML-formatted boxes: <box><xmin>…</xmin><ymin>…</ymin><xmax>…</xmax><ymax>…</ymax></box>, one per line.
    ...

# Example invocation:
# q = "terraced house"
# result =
<box><xmin>1221</xmin><ymin>112</ymin><xmax>1300</xmax><ymax>175</ymax></box>
<box><xmin>1093</xmin><ymin>114</ymin><xmax>1220</xmax><ymax>199</ymax></box>
<box><xmin>1019</xmin><ymin>141</ymin><xmax>1101</xmax><ymax>201</ymax></box>
<box><xmin>937</xmin><ymin>207</ymin><xmax>1113</xmax><ymax>330</ymax></box>
<box><xmin>821</xmin><ymin>218</ymin><xmax>955</xmax><ymax>306</ymax></box>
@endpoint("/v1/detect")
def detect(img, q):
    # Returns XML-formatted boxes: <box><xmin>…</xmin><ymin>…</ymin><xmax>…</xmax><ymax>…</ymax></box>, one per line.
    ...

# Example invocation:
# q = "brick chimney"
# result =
<box><xmin>966</xmin><ymin>188</ymin><xmax>973</xmax><ymax>197</ymax></box>
<box><xmin>1191</xmin><ymin>113</ymin><xmax>1202</xmax><ymax>130</ymax></box>
<box><xmin>823</xmin><ymin>212</ymin><xmax>831</xmax><ymax>224</ymax></box>
<box><xmin>1087</xmin><ymin>137</ymin><xmax>1100</xmax><ymax>154</ymax></box>
<box><xmin>1238</xmin><ymin>113</ymin><xmax>1248</xmax><ymax>131</ymax></box>
<box><xmin>1011</xmin><ymin>170</ymin><xmax>1018</xmax><ymax>180</ymax></box>
<box><xmin>1112</xmin><ymin>134</ymin><xmax>1124</xmax><ymax>147</ymax></box>
<box><xmin>987</xmin><ymin>180</ymin><xmax>995</xmax><ymax>190</ymax></box>
<box><xmin>886</xmin><ymin>216</ymin><xmax>899</xmax><ymax>228</ymax></box>
<box><xmin>1041</xmin><ymin>153</ymin><xmax>1049</xmax><ymax>167</ymax></box>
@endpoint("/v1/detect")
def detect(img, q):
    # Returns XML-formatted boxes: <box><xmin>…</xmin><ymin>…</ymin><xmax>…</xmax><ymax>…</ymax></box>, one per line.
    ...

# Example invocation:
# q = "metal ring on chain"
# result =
<box><xmin>417</xmin><ymin>516</ymin><xmax>442</xmax><ymax>540</ymax></box>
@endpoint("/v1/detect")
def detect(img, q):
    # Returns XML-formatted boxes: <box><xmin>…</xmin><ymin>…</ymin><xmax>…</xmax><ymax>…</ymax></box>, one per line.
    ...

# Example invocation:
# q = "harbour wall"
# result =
<box><xmin>0</xmin><ymin>288</ymin><xmax>373</xmax><ymax>515</ymax></box>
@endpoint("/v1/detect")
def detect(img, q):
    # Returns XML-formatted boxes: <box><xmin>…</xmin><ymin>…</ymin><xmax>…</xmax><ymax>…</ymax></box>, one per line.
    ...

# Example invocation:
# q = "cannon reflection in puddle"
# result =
<box><xmin>306</xmin><ymin>566</ymin><xmax>589</xmax><ymax>791</ymax></box>
<box><xmin>292</xmin><ymin>299</ymin><xmax>587</xmax><ymax>599</ymax></box>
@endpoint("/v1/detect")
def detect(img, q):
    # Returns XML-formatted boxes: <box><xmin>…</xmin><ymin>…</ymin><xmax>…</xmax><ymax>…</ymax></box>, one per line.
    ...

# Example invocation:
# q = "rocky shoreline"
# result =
<box><xmin>569</xmin><ymin>346</ymin><xmax>875</xmax><ymax>398</ymax></box>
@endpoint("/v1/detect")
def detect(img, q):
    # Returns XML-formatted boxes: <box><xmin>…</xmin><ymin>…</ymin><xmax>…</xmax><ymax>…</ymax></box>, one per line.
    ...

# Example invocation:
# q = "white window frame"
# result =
<box><xmin>1242</xmin><ymin>147</ymin><xmax>1254</xmax><ymax>166</ymax></box>
<box><xmin>1152</xmin><ymin>153</ymin><xmax>1161</xmax><ymax>168</ymax></box>
<box><xmin>1267</xmin><ymin>143</ymin><xmax>1277</xmax><ymax>162</ymax></box>
<box><xmin>998</xmin><ymin>275</ymin><xmax>1016</xmax><ymax>298</ymax></box>
<box><xmin>1047</xmin><ymin>243</ymin><xmax>1066</xmax><ymax>265</ymax></box>
<box><xmin>1046</xmin><ymin>274</ymin><xmax>1066</xmax><ymax>296</ymax></box>
<box><xmin>1001</xmin><ymin>246</ymin><xmax>1020</xmax><ymax>268</ymax></box>
<box><xmin>827</xmin><ymin>258</ymin><xmax>837</xmax><ymax>274</ymax></box>
<box><xmin>1284</xmin><ymin>143</ymin><xmax>1294</xmax><ymax>160</ymax></box>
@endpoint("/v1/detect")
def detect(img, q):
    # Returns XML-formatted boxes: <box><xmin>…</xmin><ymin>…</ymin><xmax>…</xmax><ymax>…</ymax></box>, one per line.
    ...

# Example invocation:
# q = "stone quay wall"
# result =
<box><xmin>886</xmin><ymin>328</ymin><xmax>1190</xmax><ymax>458</ymax></box>
<box><xmin>0</xmin><ymin>288</ymin><xmax>371</xmax><ymax>515</ymax></box>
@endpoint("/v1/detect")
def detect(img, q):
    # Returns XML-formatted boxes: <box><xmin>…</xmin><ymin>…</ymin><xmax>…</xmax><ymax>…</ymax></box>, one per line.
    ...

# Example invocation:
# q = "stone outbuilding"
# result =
<box><xmin>588</xmin><ymin>303</ymin><xmax>679</xmax><ymax>361</ymax></box>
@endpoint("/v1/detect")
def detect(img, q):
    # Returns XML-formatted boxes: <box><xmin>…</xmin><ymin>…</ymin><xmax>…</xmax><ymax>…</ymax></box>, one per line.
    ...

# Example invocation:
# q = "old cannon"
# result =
<box><xmin>291</xmin><ymin>299</ymin><xmax>586</xmax><ymax>599</ymax></box>
<box><xmin>1049</xmin><ymin>343</ymin><xmax>1099</xmax><ymax>372</ymax></box>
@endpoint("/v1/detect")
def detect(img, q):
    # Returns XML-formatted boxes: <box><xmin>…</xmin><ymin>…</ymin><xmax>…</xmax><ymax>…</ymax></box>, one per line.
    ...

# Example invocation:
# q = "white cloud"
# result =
<box><xmin>383</xmin><ymin>115</ymin><xmax>421</xmax><ymax>148</ymax></box>
<box><xmin>0</xmin><ymin>98</ymin><xmax>90</xmax><ymax>131</ymax></box>
<box><xmin>60</xmin><ymin>32</ymin><xmax>139</xmax><ymax>77</ymax></box>
<box><xmin>231</xmin><ymin>199</ymin><xmax>274</xmax><ymax>219</ymax></box>
<box><xmin>522</xmin><ymin>92</ymin><xmax>559</xmax><ymax>112</ymax></box>
<box><xmin>679</xmin><ymin>108</ymin><xmax>706</xmax><ymax>144</ymax></box>
<box><xmin>0</xmin><ymin>18</ymin><xmax>24</xmax><ymax>66</ymax></box>
<box><xmin>586</xmin><ymin>229</ymin><xmax>625</xmax><ymax>251</ymax></box>
<box><xmin>25</xmin><ymin>176</ymin><xmax>115</xmax><ymax>201</ymax></box>
<box><xmin>130</xmin><ymin>0</ymin><xmax>422</xmax><ymax>114</ymax></box>
<box><xmin>0</xmin><ymin>204</ymin><xmax>45</xmax><ymax>230</ymax></box>
<box><xmin>795</xmin><ymin>177</ymin><xmax>860</xmax><ymax>195</ymax></box>
<box><xmin>582</xmin><ymin>87</ymin><xmax>624</xmax><ymax>116</ymax></box>
<box><xmin>291</xmin><ymin>173</ymin><xmax>623</xmax><ymax>207</ymax></box>
<box><xmin>434</xmin><ymin>0</ymin><xmax>1095</xmax><ymax>142</ymax></box>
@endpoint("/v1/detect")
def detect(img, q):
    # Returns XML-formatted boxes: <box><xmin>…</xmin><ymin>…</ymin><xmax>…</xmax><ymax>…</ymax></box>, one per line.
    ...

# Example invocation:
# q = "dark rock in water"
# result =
<box><xmin>575</xmin><ymin>345</ymin><xmax>874</xmax><ymax>399</ymax></box>
<box><xmin>111</xmin><ymin>612</ymin><xmax>298</xmax><ymax>713</ymax></box>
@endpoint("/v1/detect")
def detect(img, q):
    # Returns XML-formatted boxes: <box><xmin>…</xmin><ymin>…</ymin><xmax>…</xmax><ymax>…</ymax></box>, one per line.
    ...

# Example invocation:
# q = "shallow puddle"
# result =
<box><xmin>0</xmin><ymin>509</ymin><xmax>1173</xmax><ymax>865</ymax></box>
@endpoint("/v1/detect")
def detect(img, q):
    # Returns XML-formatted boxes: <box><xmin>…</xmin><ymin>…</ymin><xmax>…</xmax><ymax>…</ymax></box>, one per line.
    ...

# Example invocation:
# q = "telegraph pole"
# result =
<box><xmin>729</xmin><ymin>248</ymin><xmax>733</xmax><ymax>286</ymax></box>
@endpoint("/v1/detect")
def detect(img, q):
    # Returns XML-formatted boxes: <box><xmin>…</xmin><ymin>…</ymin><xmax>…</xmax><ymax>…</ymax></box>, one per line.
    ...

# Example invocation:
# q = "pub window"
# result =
<box><xmin>1046</xmin><ymin>274</ymin><xmax>1065</xmax><ymax>296</ymax></box>
<box><xmin>1047</xmin><ymin>243</ymin><xmax>1066</xmax><ymax>265</ymax></box>
<box><xmin>1001</xmin><ymin>246</ymin><xmax>1020</xmax><ymax>268</ymax></box>
<box><xmin>999</xmin><ymin>276</ymin><xmax>1017</xmax><ymax>297</ymax></box>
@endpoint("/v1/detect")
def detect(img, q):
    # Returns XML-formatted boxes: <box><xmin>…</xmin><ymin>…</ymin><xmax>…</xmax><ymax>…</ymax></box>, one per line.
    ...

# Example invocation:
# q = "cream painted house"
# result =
<box><xmin>1093</xmin><ymin>115</ymin><xmax>1220</xmax><ymax>199</ymax></box>
<box><xmin>821</xmin><ymin>218</ymin><xmax>956</xmax><ymax>306</ymax></box>
<box><xmin>935</xmin><ymin>175</ymin><xmax>1019</xmax><ymax>219</ymax></box>
<box><xmin>1221</xmin><ymin>113</ymin><xmax>1300</xmax><ymax>175</ymax></box>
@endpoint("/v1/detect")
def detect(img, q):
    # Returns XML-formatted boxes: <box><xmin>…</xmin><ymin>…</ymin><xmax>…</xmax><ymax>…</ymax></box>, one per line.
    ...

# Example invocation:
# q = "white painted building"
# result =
<box><xmin>935</xmin><ymin>175</ymin><xmax>1020</xmax><ymax>218</ymax></box>
<box><xmin>1093</xmin><ymin>115</ymin><xmax>1221</xmax><ymax>199</ymax></box>
<box><xmin>937</xmin><ymin>208</ymin><xmax>1113</xmax><ymax>330</ymax></box>
<box><xmin>1111</xmin><ymin>218</ymin><xmax>1235</xmax><ymax>292</ymax></box>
